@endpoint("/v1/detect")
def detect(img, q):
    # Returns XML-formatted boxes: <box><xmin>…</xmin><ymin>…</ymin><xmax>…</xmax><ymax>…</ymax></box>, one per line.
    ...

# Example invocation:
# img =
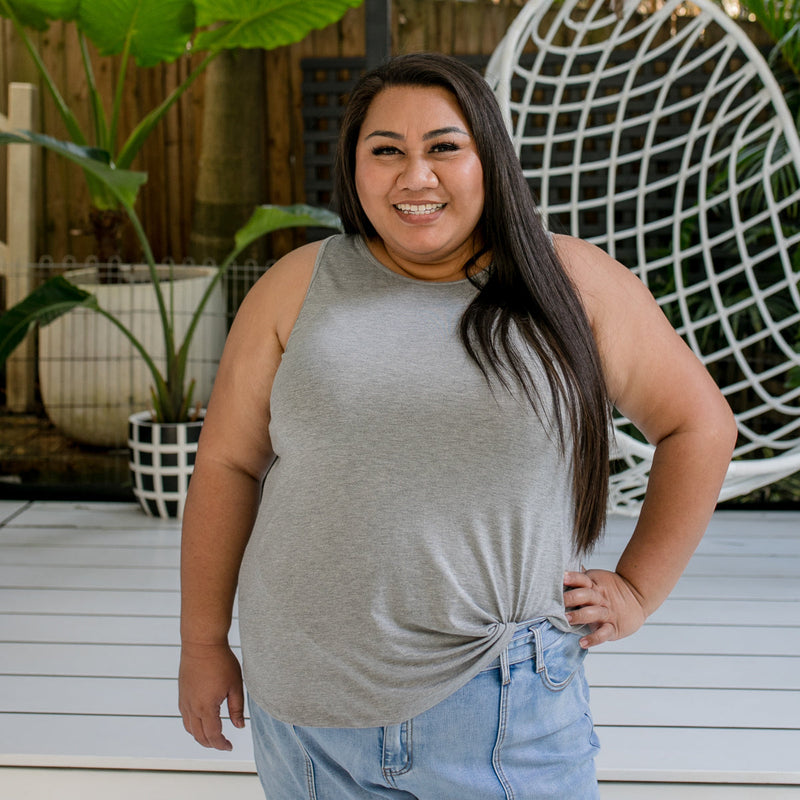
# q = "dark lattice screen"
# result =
<box><xmin>302</xmin><ymin>58</ymin><xmax>366</xmax><ymax>210</ymax></box>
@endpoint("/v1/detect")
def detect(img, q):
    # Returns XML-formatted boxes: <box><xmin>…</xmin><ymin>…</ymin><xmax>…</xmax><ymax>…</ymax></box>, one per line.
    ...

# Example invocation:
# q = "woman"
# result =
<box><xmin>179</xmin><ymin>53</ymin><xmax>736</xmax><ymax>798</ymax></box>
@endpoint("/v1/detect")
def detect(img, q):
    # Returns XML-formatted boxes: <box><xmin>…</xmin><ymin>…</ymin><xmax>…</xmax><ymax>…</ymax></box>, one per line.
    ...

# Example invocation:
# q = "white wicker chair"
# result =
<box><xmin>487</xmin><ymin>0</ymin><xmax>800</xmax><ymax>514</ymax></box>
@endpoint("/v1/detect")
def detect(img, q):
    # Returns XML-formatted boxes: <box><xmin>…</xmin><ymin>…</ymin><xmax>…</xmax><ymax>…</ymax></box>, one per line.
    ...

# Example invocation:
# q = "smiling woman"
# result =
<box><xmin>178</xmin><ymin>53</ymin><xmax>736</xmax><ymax>800</ymax></box>
<box><xmin>354</xmin><ymin>85</ymin><xmax>486</xmax><ymax>281</ymax></box>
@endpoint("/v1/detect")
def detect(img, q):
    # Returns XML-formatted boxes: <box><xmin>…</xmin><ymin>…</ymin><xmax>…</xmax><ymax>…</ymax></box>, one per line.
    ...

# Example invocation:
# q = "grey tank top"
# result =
<box><xmin>238</xmin><ymin>234</ymin><xmax>582</xmax><ymax>727</ymax></box>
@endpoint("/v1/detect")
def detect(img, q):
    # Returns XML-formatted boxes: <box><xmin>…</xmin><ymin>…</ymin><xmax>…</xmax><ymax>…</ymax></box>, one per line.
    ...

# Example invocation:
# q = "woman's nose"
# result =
<box><xmin>398</xmin><ymin>157</ymin><xmax>438</xmax><ymax>190</ymax></box>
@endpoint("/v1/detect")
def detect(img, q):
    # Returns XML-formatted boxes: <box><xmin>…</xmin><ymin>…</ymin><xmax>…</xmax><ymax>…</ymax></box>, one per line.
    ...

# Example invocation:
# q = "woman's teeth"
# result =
<box><xmin>395</xmin><ymin>203</ymin><xmax>445</xmax><ymax>215</ymax></box>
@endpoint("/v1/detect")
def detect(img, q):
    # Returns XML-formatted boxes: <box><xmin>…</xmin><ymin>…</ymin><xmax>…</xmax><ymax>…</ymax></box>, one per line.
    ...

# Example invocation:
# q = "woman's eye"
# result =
<box><xmin>431</xmin><ymin>141</ymin><xmax>459</xmax><ymax>153</ymax></box>
<box><xmin>371</xmin><ymin>145</ymin><xmax>402</xmax><ymax>156</ymax></box>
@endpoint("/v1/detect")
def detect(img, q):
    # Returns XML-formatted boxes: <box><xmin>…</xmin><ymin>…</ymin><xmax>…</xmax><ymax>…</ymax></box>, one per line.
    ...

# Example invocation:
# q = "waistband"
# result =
<box><xmin>480</xmin><ymin>618</ymin><xmax>574</xmax><ymax>684</ymax></box>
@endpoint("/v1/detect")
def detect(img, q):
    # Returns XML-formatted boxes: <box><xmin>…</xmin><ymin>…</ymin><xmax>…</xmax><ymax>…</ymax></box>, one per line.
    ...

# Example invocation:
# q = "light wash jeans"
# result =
<box><xmin>249</xmin><ymin>618</ymin><xmax>600</xmax><ymax>799</ymax></box>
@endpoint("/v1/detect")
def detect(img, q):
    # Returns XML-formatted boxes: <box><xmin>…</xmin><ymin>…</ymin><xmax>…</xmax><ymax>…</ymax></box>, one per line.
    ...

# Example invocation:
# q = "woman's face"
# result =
<box><xmin>354</xmin><ymin>85</ymin><xmax>485</xmax><ymax>281</ymax></box>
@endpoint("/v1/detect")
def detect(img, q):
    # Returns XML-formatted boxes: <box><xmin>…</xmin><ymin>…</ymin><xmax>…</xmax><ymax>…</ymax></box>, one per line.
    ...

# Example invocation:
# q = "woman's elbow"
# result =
<box><xmin>707</xmin><ymin>392</ymin><xmax>739</xmax><ymax>462</ymax></box>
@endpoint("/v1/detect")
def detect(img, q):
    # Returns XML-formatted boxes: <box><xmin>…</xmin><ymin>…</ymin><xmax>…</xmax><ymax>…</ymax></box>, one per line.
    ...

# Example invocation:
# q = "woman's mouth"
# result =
<box><xmin>394</xmin><ymin>203</ymin><xmax>446</xmax><ymax>216</ymax></box>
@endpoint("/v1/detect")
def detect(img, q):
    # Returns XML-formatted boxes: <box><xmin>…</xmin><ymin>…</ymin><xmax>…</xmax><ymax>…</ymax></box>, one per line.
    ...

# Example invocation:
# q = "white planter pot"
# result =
<box><xmin>128</xmin><ymin>409</ymin><xmax>204</xmax><ymax>519</ymax></box>
<box><xmin>38</xmin><ymin>265</ymin><xmax>226</xmax><ymax>447</ymax></box>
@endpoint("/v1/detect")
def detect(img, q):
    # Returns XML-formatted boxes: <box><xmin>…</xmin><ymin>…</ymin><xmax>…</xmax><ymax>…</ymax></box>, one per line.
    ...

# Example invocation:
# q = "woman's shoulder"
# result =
<box><xmin>551</xmin><ymin>233</ymin><xmax>614</xmax><ymax>277</ymax></box>
<box><xmin>250</xmin><ymin>232</ymin><xmax>362</xmax><ymax>297</ymax></box>
<box><xmin>261</xmin><ymin>237</ymin><xmax>327</xmax><ymax>291</ymax></box>
<box><xmin>551</xmin><ymin>233</ymin><xmax>648</xmax><ymax>316</ymax></box>
<box><xmin>227</xmin><ymin>238</ymin><xmax>329</xmax><ymax>351</ymax></box>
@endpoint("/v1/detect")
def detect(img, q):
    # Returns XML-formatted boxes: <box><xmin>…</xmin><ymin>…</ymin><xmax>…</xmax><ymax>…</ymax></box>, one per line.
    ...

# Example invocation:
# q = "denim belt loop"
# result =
<box><xmin>530</xmin><ymin>623</ymin><xmax>545</xmax><ymax>675</ymax></box>
<box><xmin>500</xmin><ymin>644</ymin><xmax>511</xmax><ymax>686</ymax></box>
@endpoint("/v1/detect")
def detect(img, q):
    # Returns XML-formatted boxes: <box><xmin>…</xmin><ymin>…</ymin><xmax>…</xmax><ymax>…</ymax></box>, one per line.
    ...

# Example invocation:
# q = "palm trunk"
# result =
<box><xmin>190</xmin><ymin>48</ymin><xmax>267</xmax><ymax>266</ymax></box>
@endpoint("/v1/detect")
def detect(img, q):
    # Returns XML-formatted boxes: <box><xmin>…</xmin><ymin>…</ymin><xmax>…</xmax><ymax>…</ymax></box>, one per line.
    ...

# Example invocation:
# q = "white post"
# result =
<box><xmin>3</xmin><ymin>82</ymin><xmax>38</xmax><ymax>412</ymax></box>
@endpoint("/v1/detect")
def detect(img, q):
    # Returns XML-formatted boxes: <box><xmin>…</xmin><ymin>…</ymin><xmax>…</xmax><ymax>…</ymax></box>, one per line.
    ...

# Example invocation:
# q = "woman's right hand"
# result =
<box><xmin>178</xmin><ymin>642</ymin><xmax>245</xmax><ymax>751</ymax></box>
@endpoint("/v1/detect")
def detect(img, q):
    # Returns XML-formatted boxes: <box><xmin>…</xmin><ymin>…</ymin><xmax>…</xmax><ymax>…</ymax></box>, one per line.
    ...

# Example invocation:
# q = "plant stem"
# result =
<box><xmin>93</xmin><ymin>306</ymin><xmax>170</xmax><ymax>419</ymax></box>
<box><xmin>115</xmin><ymin>16</ymin><xmax>257</xmax><ymax>170</ymax></box>
<box><xmin>109</xmin><ymin>20</ymin><xmax>136</xmax><ymax>156</ymax></box>
<box><xmin>174</xmin><ymin>242</ymin><xmax>243</xmax><ymax>381</ymax></box>
<box><xmin>78</xmin><ymin>31</ymin><xmax>108</xmax><ymax>150</ymax></box>
<box><xmin>0</xmin><ymin>0</ymin><xmax>87</xmax><ymax>146</ymax></box>
<box><xmin>116</xmin><ymin>49</ymin><xmax>218</xmax><ymax>170</ymax></box>
<box><xmin>121</xmin><ymin>201</ymin><xmax>177</xmax><ymax>418</ymax></box>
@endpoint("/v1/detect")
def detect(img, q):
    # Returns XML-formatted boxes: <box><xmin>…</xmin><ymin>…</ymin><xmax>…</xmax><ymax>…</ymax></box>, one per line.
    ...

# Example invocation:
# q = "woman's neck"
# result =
<box><xmin>365</xmin><ymin>237</ymin><xmax>490</xmax><ymax>283</ymax></box>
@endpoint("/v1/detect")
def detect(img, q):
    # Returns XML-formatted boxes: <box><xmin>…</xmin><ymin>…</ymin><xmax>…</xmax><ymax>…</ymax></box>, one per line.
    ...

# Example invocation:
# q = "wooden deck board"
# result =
<box><xmin>0</xmin><ymin>587</ymin><xmax>181</xmax><ymax>615</ymax></box>
<box><xmin>589</xmin><ymin>653</ymin><xmax>800</xmax><ymax>690</ymax></box>
<box><xmin>596</xmin><ymin>726</ymin><xmax>800</xmax><ymax>783</ymax></box>
<box><xmin>2</xmin><ymin>713</ymin><xmax>255</xmax><ymax>770</ymax></box>
<box><xmin>1</xmin><ymin>501</ymin><xmax>798</xmax><ymax>791</ymax></box>
<box><xmin>1</xmin><ymin>642</ymin><xmax>182</xmax><ymax>677</ymax></box>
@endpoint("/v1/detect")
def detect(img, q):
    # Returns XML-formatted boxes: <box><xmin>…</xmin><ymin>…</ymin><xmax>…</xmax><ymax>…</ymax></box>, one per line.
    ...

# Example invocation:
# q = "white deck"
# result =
<box><xmin>0</xmin><ymin>501</ymin><xmax>799</xmax><ymax>799</ymax></box>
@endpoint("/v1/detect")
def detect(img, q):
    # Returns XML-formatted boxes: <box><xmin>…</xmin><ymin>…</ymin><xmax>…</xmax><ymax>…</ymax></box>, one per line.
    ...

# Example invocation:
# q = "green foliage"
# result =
<box><xmin>740</xmin><ymin>0</ymin><xmax>800</xmax><ymax>132</ymax></box>
<box><xmin>742</xmin><ymin>0</ymin><xmax>800</xmax><ymax>86</ymax></box>
<box><xmin>234</xmin><ymin>204</ymin><xmax>343</xmax><ymax>253</ymax></box>
<box><xmin>0</xmin><ymin>147</ymin><xmax>343</xmax><ymax>421</ymax></box>
<box><xmin>0</xmin><ymin>130</ymin><xmax>147</xmax><ymax>206</ymax></box>
<box><xmin>0</xmin><ymin>0</ymin><xmax>355</xmax><ymax>422</ymax></box>
<box><xmin>79</xmin><ymin>0</ymin><xmax>196</xmax><ymax>67</ymax></box>
<box><xmin>0</xmin><ymin>276</ymin><xmax>96</xmax><ymax>364</ymax></box>
<box><xmin>193</xmin><ymin>0</ymin><xmax>366</xmax><ymax>51</ymax></box>
<box><xmin>0</xmin><ymin>121</ymin><xmax>343</xmax><ymax>421</ymax></box>
<box><xmin>0</xmin><ymin>0</ymin><xmax>363</xmax><ymax>206</ymax></box>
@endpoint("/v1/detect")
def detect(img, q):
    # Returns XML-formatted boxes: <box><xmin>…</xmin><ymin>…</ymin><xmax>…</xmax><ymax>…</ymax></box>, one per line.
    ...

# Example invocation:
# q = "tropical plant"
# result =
<box><xmin>741</xmin><ymin>0</ymin><xmax>800</xmax><ymax>92</ymax></box>
<box><xmin>0</xmin><ymin>135</ymin><xmax>342</xmax><ymax>422</ymax></box>
<box><xmin>0</xmin><ymin>0</ymin><xmax>362</xmax><ymax>260</ymax></box>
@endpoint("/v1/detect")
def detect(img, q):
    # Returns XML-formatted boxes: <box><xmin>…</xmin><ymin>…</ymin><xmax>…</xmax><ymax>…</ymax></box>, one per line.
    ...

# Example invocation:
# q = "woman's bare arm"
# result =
<box><xmin>556</xmin><ymin>236</ymin><xmax>738</xmax><ymax>647</ymax></box>
<box><xmin>178</xmin><ymin>242</ymin><xmax>320</xmax><ymax>749</ymax></box>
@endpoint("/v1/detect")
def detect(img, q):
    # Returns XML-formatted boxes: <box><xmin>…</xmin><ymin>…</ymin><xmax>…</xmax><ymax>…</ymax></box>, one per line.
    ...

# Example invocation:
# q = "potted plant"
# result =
<box><xmin>0</xmin><ymin>137</ymin><xmax>342</xmax><ymax>515</ymax></box>
<box><xmin>0</xmin><ymin>0</ymin><xmax>361</xmax><ymax>445</ymax></box>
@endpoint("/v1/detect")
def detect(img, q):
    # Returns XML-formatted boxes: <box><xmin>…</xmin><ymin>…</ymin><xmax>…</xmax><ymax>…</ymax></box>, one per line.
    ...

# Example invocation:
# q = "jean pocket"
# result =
<box><xmin>533</xmin><ymin>625</ymin><xmax>587</xmax><ymax>692</ymax></box>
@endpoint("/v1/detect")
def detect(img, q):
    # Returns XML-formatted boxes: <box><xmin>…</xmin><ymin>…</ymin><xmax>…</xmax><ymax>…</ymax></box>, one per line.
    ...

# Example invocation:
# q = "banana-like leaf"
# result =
<box><xmin>14</xmin><ymin>0</ymin><xmax>79</xmax><ymax>19</ymax></box>
<box><xmin>234</xmin><ymin>204</ymin><xmax>342</xmax><ymax>254</ymax></box>
<box><xmin>0</xmin><ymin>0</ymin><xmax>57</xmax><ymax>29</ymax></box>
<box><xmin>0</xmin><ymin>130</ymin><xmax>147</xmax><ymax>207</ymax></box>
<box><xmin>0</xmin><ymin>276</ymin><xmax>97</xmax><ymax>364</ymax></box>
<box><xmin>193</xmin><ymin>0</ymin><xmax>363</xmax><ymax>52</ymax></box>
<box><xmin>78</xmin><ymin>0</ymin><xmax>195</xmax><ymax>67</ymax></box>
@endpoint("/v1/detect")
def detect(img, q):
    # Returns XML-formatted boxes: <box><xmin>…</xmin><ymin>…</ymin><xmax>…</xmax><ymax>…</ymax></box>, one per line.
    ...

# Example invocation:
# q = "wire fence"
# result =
<box><xmin>2</xmin><ymin>255</ymin><xmax>799</xmax><ymax>506</ymax></box>
<box><xmin>0</xmin><ymin>259</ymin><xmax>268</xmax><ymax>499</ymax></box>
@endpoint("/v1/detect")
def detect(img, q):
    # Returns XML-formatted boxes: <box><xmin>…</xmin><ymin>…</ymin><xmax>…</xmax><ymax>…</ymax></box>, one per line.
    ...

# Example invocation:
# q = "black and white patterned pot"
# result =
<box><xmin>128</xmin><ymin>410</ymin><xmax>204</xmax><ymax>519</ymax></box>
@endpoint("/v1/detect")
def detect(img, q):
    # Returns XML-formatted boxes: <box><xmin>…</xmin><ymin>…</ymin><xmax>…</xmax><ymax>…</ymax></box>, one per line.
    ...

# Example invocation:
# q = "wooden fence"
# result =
<box><xmin>0</xmin><ymin>0</ymin><xmax>531</xmax><ymax>265</ymax></box>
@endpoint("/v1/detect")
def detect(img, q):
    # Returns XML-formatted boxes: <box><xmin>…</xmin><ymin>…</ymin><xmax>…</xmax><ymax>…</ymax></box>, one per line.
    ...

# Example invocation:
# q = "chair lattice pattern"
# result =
<box><xmin>487</xmin><ymin>0</ymin><xmax>800</xmax><ymax>513</ymax></box>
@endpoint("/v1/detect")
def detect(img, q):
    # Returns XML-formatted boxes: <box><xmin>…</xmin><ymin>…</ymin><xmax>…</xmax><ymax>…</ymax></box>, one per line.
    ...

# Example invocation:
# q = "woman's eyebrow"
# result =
<box><xmin>423</xmin><ymin>126</ymin><xmax>469</xmax><ymax>140</ymax></box>
<box><xmin>364</xmin><ymin>129</ymin><xmax>402</xmax><ymax>141</ymax></box>
<box><xmin>363</xmin><ymin>126</ymin><xmax>470</xmax><ymax>141</ymax></box>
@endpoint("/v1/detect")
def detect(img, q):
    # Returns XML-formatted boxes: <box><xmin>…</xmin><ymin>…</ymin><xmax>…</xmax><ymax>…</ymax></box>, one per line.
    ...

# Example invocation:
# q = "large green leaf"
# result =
<box><xmin>78</xmin><ymin>0</ymin><xmax>195</xmax><ymax>67</ymax></box>
<box><xmin>0</xmin><ymin>0</ymin><xmax>60</xmax><ymax>29</ymax></box>
<box><xmin>0</xmin><ymin>130</ymin><xmax>147</xmax><ymax>207</ymax></box>
<box><xmin>233</xmin><ymin>204</ymin><xmax>342</xmax><ymax>253</ymax></box>
<box><xmin>15</xmin><ymin>0</ymin><xmax>79</xmax><ymax>19</ymax></box>
<box><xmin>193</xmin><ymin>0</ymin><xmax>363</xmax><ymax>52</ymax></box>
<box><xmin>0</xmin><ymin>276</ymin><xmax>97</xmax><ymax>364</ymax></box>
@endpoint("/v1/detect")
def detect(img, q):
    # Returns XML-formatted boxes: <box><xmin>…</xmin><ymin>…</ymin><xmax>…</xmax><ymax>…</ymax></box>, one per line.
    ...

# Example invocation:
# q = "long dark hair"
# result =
<box><xmin>334</xmin><ymin>53</ymin><xmax>610</xmax><ymax>555</ymax></box>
